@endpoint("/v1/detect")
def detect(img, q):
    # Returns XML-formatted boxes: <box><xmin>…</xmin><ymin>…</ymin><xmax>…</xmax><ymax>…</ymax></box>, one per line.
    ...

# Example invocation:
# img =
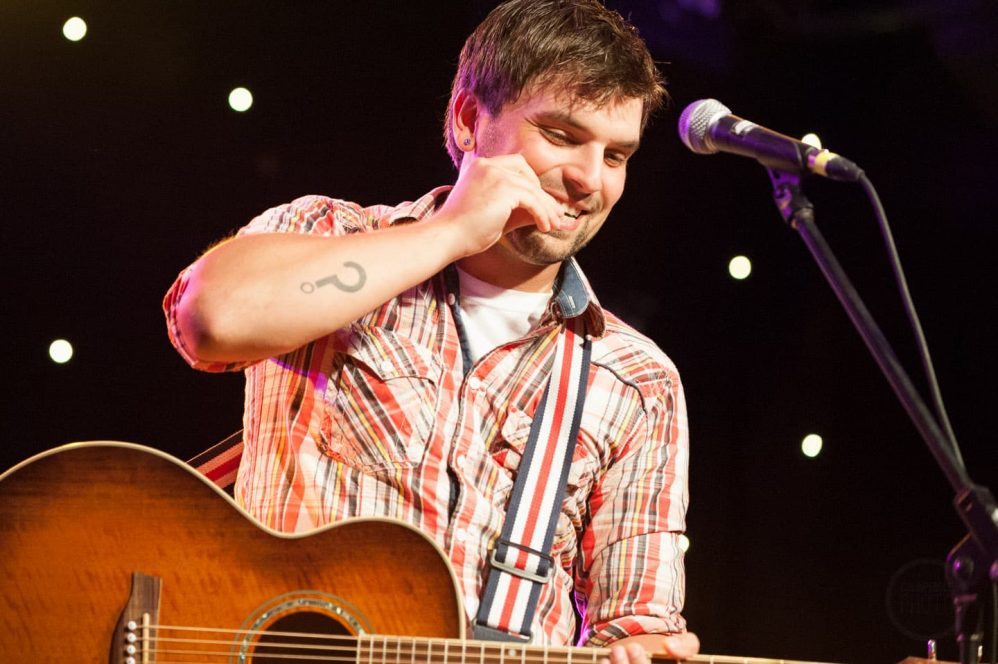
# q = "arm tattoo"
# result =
<box><xmin>300</xmin><ymin>261</ymin><xmax>367</xmax><ymax>294</ymax></box>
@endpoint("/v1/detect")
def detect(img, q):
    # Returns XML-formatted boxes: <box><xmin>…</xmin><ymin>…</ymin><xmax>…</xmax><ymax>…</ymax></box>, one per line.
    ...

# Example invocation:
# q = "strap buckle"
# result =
<box><xmin>472</xmin><ymin>621</ymin><xmax>532</xmax><ymax>643</ymax></box>
<box><xmin>488</xmin><ymin>539</ymin><xmax>555</xmax><ymax>585</ymax></box>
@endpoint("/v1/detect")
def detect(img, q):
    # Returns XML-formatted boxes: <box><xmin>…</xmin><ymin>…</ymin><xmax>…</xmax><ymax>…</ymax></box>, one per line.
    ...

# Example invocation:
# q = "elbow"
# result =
<box><xmin>171</xmin><ymin>259</ymin><xmax>255</xmax><ymax>364</ymax></box>
<box><xmin>174</xmin><ymin>284</ymin><xmax>232</xmax><ymax>364</ymax></box>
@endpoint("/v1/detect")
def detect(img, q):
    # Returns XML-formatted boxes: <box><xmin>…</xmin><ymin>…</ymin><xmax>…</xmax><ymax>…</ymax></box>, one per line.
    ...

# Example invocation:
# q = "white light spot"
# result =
<box><xmin>678</xmin><ymin>534</ymin><xmax>691</xmax><ymax>553</ymax></box>
<box><xmin>728</xmin><ymin>255</ymin><xmax>752</xmax><ymax>280</ymax></box>
<box><xmin>49</xmin><ymin>339</ymin><xmax>74</xmax><ymax>364</ymax></box>
<box><xmin>228</xmin><ymin>87</ymin><xmax>253</xmax><ymax>112</ymax></box>
<box><xmin>801</xmin><ymin>133</ymin><xmax>823</xmax><ymax>149</ymax></box>
<box><xmin>62</xmin><ymin>17</ymin><xmax>88</xmax><ymax>42</ymax></box>
<box><xmin>801</xmin><ymin>433</ymin><xmax>823</xmax><ymax>458</ymax></box>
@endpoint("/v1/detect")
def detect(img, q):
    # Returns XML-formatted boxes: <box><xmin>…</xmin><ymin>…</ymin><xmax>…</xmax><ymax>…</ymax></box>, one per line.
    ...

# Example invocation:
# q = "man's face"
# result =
<box><xmin>473</xmin><ymin>87</ymin><xmax>644</xmax><ymax>266</ymax></box>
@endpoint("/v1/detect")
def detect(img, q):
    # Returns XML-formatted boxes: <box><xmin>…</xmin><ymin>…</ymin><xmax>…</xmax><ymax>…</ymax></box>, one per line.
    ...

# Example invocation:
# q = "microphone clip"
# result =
<box><xmin>767</xmin><ymin>167</ymin><xmax>815</xmax><ymax>228</ymax></box>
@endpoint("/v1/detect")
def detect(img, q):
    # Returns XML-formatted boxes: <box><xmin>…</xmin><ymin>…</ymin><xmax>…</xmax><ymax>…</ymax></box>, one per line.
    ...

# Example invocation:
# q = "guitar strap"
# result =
<box><xmin>472</xmin><ymin>317</ymin><xmax>591</xmax><ymax>643</ymax></box>
<box><xmin>188</xmin><ymin>429</ymin><xmax>243</xmax><ymax>497</ymax></box>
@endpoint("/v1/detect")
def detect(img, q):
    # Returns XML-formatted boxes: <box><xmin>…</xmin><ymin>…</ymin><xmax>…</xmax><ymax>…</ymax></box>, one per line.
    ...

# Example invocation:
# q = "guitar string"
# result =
<box><xmin>132</xmin><ymin>630</ymin><xmax>769</xmax><ymax>664</ymax></box>
<box><xmin>134</xmin><ymin>625</ymin><xmax>613</xmax><ymax>663</ymax></box>
<box><xmin>144</xmin><ymin>646</ymin><xmax>606</xmax><ymax>664</ymax></box>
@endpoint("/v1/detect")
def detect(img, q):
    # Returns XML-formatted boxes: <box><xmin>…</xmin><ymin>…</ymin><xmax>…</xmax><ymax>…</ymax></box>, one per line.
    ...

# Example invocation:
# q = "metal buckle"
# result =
<box><xmin>488</xmin><ymin>539</ymin><xmax>554</xmax><ymax>585</ymax></box>
<box><xmin>472</xmin><ymin>621</ymin><xmax>532</xmax><ymax>643</ymax></box>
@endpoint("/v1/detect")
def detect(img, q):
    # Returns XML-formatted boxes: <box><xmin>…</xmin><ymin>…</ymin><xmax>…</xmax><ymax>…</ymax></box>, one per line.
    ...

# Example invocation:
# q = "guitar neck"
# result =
<box><xmin>357</xmin><ymin>634</ymin><xmax>838</xmax><ymax>664</ymax></box>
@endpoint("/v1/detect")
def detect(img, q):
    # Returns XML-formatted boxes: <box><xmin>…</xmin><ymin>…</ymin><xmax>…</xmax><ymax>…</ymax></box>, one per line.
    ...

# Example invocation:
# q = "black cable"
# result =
<box><xmin>857</xmin><ymin>173</ymin><xmax>965</xmax><ymax>469</ymax></box>
<box><xmin>990</xmin><ymin>580</ymin><xmax>996</xmax><ymax>664</ymax></box>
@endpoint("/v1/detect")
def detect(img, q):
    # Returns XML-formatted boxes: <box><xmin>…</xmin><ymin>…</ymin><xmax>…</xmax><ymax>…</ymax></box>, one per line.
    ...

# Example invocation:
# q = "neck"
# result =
<box><xmin>458</xmin><ymin>252</ymin><xmax>559</xmax><ymax>293</ymax></box>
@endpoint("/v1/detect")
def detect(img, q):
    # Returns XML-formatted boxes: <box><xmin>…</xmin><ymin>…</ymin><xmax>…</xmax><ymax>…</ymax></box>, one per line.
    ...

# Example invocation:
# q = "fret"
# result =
<box><xmin>353</xmin><ymin>635</ymin><xmax>834</xmax><ymax>664</ymax></box>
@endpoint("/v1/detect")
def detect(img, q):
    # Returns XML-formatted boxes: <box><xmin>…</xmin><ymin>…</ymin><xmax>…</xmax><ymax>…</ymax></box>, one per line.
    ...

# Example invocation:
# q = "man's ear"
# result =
<box><xmin>451</xmin><ymin>88</ymin><xmax>481</xmax><ymax>153</ymax></box>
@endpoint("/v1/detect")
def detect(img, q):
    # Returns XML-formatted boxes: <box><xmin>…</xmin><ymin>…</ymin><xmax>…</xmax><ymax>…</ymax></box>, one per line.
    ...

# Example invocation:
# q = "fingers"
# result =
<box><xmin>434</xmin><ymin>152</ymin><xmax>577</xmax><ymax>258</ymax></box>
<box><xmin>661</xmin><ymin>633</ymin><xmax>700</xmax><ymax>660</ymax></box>
<box><xmin>597</xmin><ymin>632</ymin><xmax>700</xmax><ymax>664</ymax></box>
<box><xmin>492</xmin><ymin>156</ymin><xmax>564</xmax><ymax>231</ymax></box>
<box><xmin>599</xmin><ymin>644</ymin><xmax>649</xmax><ymax>664</ymax></box>
<box><xmin>469</xmin><ymin>154</ymin><xmax>570</xmax><ymax>232</ymax></box>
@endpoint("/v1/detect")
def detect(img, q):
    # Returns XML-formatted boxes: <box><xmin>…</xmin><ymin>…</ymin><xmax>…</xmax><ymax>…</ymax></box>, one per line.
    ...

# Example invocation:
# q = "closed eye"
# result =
<box><xmin>605</xmin><ymin>151</ymin><xmax>627</xmax><ymax>167</ymax></box>
<box><xmin>541</xmin><ymin>127</ymin><xmax>577</xmax><ymax>146</ymax></box>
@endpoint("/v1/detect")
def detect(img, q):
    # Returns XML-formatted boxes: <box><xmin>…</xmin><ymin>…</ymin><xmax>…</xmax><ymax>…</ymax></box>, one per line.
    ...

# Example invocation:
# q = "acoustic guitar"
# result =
<box><xmin>0</xmin><ymin>442</ymin><xmax>843</xmax><ymax>663</ymax></box>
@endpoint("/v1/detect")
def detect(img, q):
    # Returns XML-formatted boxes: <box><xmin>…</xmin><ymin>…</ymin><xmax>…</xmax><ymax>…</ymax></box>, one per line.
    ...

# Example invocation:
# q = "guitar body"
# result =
<box><xmin>0</xmin><ymin>442</ymin><xmax>464</xmax><ymax>661</ymax></box>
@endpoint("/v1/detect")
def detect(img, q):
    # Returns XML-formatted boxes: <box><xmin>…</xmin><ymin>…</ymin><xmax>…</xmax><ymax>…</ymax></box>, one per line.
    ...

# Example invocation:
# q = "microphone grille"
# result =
<box><xmin>678</xmin><ymin>98</ymin><xmax>730</xmax><ymax>155</ymax></box>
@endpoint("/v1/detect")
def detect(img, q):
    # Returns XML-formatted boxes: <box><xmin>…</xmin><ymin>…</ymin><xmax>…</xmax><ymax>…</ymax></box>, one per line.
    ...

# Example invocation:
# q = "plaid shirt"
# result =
<box><xmin>163</xmin><ymin>189</ymin><xmax>690</xmax><ymax>645</ymax></box>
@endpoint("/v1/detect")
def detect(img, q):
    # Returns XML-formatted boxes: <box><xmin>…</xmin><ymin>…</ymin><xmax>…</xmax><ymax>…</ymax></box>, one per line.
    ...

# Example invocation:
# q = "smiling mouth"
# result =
<box><xmin>563</xmin><ymin>211</ymin><xmax>582</xmax><ymax>220</ymax></box>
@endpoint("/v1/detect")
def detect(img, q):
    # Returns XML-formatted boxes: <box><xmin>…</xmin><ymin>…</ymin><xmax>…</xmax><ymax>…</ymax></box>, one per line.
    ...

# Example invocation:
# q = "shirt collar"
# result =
<box><xmin>387</xmin><ymin>186</ymin><xmax>452</xmax><ymax>225</ymax></box>
<box><xmin>553</xmin><ymin>258</ymin><xmax>606</xmax><ymax>338</ymax></box>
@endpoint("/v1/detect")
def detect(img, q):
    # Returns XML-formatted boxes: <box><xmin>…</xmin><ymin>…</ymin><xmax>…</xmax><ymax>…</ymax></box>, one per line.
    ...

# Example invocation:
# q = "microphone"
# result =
<box><xmin>678</xmin><ymin>99</ymin><xmax>863</xmax><ymax>182</ymax></box>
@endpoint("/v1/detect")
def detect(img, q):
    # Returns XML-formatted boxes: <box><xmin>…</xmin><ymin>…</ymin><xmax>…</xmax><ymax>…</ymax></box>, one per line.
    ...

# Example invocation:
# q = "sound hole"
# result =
<box><xmin>248</xmin><ymin>610</ymin><xmax>354</xmax><ymax>663</ymax></box>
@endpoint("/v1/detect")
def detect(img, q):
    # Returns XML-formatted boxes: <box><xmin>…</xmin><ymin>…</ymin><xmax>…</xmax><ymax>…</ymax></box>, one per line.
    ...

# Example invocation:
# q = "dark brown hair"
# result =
<box><xmin>444</xmin><ymin>0</ymin><xmax>668</xmax><ymax>167</ymax></box>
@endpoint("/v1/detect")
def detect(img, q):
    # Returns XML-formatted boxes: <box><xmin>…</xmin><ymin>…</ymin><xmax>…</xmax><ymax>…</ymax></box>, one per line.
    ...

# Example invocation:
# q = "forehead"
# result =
<box><xmin>502</xmin><ymin>85</ymin><xmax>644</xmax><ymax>138</ymax></box>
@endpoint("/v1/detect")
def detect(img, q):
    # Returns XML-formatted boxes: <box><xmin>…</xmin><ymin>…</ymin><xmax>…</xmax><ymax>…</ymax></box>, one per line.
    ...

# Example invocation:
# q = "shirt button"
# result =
<box><xmin>406</xmin><ymin>444</ymin><xmax>422</xmax><ymax>463</ymax></box>
<box><xmin>446</xmin><ymin>293</ymin><xmax>457</xmax><ymax>306</ymax></box>
<box><xmin>467</xmin><ymin>376</ymin><xmax>482</xmax><ymax>391</ymax></box>
<box><xmin>455</xmin><ymin>528</ymin><xmax>468</xmax><ymax>542</ymax></box>
<box><xmin>456</xmin><ymin>454</ymin><xmax>467</xmax><ymax>469</ymax></box>
<box><xmin>379</xmin><ymin>360</ymin><xmax>393</xmax><ymax>374</ymax></box>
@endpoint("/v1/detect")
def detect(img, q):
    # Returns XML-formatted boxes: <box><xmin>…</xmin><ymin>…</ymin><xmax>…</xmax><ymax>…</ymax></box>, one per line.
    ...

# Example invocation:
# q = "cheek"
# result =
<box><xmin>523</xmin><ymin>150</ymin><xmax>561</xmax><ymax>176</ymax></box>
<box><xmin>603</xmin><ymin>171</ymin><xmax>627</xmax><ymax>207</ymax></box>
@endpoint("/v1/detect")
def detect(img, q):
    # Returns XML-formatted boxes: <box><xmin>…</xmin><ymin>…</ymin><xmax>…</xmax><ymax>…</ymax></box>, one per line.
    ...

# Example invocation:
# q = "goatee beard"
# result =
<box><xmin>503</xmin><ymin>221</ymin><xmax>593</xmax><ymax>265</ymax></box>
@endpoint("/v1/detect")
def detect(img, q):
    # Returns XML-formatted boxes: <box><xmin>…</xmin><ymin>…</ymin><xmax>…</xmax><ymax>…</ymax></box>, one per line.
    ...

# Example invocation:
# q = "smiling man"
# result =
<box><xmin>164</xmin><ymin>0</ymin><xmax>697</xmax><ymax>659</ymax></box>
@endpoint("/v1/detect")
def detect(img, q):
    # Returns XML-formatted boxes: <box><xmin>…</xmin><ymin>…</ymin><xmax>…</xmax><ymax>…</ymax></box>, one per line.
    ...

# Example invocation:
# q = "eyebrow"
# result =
<box><xmin>535</xmin><ymin>110</ymin><xmax>641</xmax><ymax>151</ymax></box>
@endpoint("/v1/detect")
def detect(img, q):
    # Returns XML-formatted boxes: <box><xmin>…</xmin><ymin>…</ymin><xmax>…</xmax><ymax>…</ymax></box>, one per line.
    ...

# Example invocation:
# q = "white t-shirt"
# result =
<box><xmin>456</xmin><ymin>266</ymin><xmax>552</xmax><ymax>364</ymax></box>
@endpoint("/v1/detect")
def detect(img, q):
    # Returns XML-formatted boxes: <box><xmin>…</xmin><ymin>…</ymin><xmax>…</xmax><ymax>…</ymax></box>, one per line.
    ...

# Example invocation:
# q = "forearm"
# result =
<box><xmin>582</xmin><ymin>376</ymin><xmax>691</xmax><ymax>648</ymax></box>
<box><xmin>175</xmin><ymin>218</ymin><xmax>464</xmax><ymax>364</ymax></box>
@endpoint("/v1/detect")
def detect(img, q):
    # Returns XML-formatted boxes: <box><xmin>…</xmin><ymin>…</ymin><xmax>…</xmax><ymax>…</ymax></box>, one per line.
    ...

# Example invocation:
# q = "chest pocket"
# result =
<box><xmin>495</xmin><ymin>407</ymin><xmax>599</xmax><ymax>547</ymax></box>
<box><xmin>319</xmin><ymin>327</ymin><xmax>441</xmax><ymax>474</ymax></box>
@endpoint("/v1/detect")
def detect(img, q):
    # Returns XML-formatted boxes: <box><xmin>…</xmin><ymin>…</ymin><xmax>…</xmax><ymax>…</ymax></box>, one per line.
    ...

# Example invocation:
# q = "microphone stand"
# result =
<box><xmin>766</xmin><ymin>167</ymin><xmax>998</xmax><ymax>664</ymax></box>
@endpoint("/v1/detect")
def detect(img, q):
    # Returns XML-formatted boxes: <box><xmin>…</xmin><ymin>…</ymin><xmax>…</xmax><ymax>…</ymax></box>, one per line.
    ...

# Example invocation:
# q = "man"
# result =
<box><xmin>164</xmin><ymin>0</ymin><xmax>699</xmax><ymax>659</ymax></box>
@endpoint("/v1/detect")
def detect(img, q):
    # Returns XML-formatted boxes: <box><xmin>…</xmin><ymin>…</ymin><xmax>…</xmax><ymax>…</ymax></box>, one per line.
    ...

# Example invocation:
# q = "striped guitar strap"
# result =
<box><xmin>473</xmin><ymin>317</ymin><xmax>592</xmax><ymax>643</ymax></box>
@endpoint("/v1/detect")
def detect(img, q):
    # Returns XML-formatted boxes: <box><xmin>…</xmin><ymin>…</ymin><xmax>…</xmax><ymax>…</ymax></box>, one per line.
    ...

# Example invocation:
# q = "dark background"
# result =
<box><xmin>2</xmin><ymin>2</ymin><xmax>996</xmax><ymax>663</ymax></box>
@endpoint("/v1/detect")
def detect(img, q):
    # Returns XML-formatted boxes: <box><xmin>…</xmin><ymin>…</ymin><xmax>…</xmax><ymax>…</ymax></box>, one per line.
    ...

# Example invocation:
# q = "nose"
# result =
<box><xmin>563</xmin><ymin>145</ymin><xmax>603</xmax><ymax>196</ymax></box>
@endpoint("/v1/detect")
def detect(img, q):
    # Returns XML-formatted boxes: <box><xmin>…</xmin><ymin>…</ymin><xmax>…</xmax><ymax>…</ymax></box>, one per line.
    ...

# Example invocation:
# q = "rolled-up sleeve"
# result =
<box><xmin>162</xmin><ymin>195</ymin><xmax>375</xmax><ymax>372</ymax></box>
<box><xmin>579</xmin><ymin>371</ymin><xmax>690</xmax><ymax>645</ymax></box>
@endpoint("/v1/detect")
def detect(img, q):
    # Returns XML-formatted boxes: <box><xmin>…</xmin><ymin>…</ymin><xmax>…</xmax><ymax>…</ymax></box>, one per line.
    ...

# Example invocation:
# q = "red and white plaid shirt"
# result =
<box><xmin>164</xmin><ymin>189</ymin><xmax>690</xmax><ymax>645</ymax></box>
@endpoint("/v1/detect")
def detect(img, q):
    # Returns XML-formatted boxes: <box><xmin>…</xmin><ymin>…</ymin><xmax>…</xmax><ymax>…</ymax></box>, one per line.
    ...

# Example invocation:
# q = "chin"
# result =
<box><xmin>504</xmin><ymin>226</ymin><xmax>590</xmax><ymax>266</ymax></box>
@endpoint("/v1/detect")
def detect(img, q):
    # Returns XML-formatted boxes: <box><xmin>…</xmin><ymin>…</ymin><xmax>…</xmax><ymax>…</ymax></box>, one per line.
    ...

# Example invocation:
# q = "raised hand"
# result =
<box><xmin>432</xmin><ymin>153</ymin><xmax>577</xmax><ymax>259</ymax></box>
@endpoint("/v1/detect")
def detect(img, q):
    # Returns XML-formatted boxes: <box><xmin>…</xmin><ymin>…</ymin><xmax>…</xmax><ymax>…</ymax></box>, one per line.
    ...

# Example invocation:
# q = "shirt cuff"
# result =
<box><xmin>584</xmin><ymin>614</ymin><xmax>688</xmax><ymax>647</ymax></box>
